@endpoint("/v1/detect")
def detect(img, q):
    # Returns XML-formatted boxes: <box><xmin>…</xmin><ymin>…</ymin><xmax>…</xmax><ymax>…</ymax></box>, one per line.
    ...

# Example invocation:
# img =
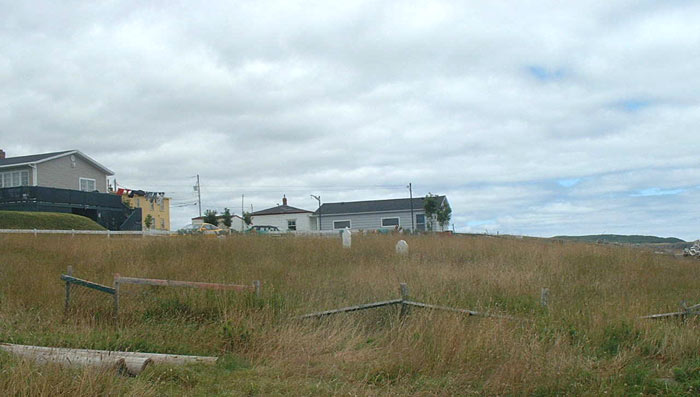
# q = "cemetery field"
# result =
<box><xmin>1</xmin><ymin>234</ymin><xmax>699</xmax><ymax>396</ymax></box>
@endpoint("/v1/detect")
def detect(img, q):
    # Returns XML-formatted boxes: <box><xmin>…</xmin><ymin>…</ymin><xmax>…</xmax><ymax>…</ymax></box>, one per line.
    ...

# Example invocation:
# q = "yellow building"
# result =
<box><xmin>119</xmin><ymin>191</ymin><xmax>170</xmax><ymax>231</ymax></box>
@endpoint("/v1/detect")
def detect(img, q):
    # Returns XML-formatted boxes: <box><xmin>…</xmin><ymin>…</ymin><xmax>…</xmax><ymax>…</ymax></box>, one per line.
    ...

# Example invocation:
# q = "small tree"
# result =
<box><xmin>221</xmin><ymin>208</ymin><xmax>233</xmax><ymax>228</ymax></box>
<box><xmin>144</xmin><ymin>214</ymin><xmax>154</xmax><ymax>230</ymax></box>
<box><xmin>203</xmin><ymin>209</ymin><xmax>218</xmax><ymax>225</ymax></box>
<box><xmin>437</xmin><ymin>201</ymin><xmax>452</xmax><ymax>230</ymax></box>
<box><xmin>242</xmin><ymin>211</ymin><xmax>253</xmax><ymax>226</ymax></box>
<box><xmin>423</xmin><ymin>193</ymin><xmax>439</xmax><ymax>231</ymax></box>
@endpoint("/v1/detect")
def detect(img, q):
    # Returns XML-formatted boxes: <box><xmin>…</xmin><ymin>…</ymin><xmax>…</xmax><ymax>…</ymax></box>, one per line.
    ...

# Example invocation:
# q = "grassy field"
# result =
<box><xmin>0</xmin><ymin>234</ymin><xmax>699</xmax><ymax>396</ymax></box>
<box><xmin>0</xmin><ymin>210</ymin><xmax>105</xmax><ymax>230</ymax></box>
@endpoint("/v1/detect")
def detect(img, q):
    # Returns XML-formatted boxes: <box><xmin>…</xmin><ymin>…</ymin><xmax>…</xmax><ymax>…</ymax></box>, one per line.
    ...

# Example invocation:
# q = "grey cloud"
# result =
<box><xmin>1</xmin><ymin>1</ymin><xmax>699</xmax><ymax>238</ymax></box>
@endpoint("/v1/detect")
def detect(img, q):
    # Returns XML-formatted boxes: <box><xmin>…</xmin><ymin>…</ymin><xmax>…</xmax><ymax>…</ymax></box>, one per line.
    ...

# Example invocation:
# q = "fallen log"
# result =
<box><xmin>0</xmin><ymin>343</ymin><xmax>217</xmax><ymax>375</ymax></box>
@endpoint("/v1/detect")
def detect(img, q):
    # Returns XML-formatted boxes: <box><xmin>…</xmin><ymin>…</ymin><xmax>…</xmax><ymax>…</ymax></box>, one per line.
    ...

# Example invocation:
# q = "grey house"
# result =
<box><xmin>0</xmin><ymin>149</ymin><xmax>141</xmax><ymax>230</ymax></box>
<box><xmin>0</xmin><ymin>149</ymin><xmax>113</xmax><ymax>192</ymax></box>
<box><xmin>313</xmin><ymin>196</ymin><xmax>450</xmax><ymax>232</ymax></box>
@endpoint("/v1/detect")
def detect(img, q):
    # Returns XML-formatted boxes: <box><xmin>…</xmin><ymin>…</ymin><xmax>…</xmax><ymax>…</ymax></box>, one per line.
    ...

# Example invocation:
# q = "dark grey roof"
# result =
<box><xmin>0</xmin><ymin>149</ymin><xmax>114</xmax><ymax>175</ymax></box>
<box><xmin>314</xmin><ymin>196</ymin><xmax>447</xmax><ymax>215</ymax></box>
<box><xmin>0</xmin><ymin>150</ymin><xmax>73</xmax><ymax>167</ymax></box>
<box><xmin>252</xmin><ymin>204</ymin><xmax>312</xmax><ymax>216</ymax></box>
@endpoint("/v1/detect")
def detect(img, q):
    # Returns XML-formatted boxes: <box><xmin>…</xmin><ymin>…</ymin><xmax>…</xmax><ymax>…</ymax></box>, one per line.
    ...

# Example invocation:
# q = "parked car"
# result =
<box><xmin>177</xmin><ymin>223</ymin><xmax>224</xmax><ymax>236</ymax></box>
<box><xmin>246</xmin><ymin>225</ymin><xmax>281</xmax><ymax>235</ymax></box>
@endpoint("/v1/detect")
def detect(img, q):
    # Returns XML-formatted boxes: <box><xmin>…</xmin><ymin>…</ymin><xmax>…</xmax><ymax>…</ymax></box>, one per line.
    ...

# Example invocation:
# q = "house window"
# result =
<box><xmin>0</xmin><ymin>171</ymin><xmax>29</xmax><ymax>188</ymax></box>
<box><xmin>287</xmin><ymin>219</ymin><xmax>297</xmax><ymax>231</ymax></box>
<box><xmin>160</xmin><ymin>218</ymin><xmax>165</xmax><ymax>229</ymax></box>
<box><xmin>381</xmin><ymin>217</ymin><xmax>400</xmax><ymax>227</ymax></box>
<box><xmin>333</xmin><ymin>220</ymin><xmax>351</xmax><ymax>229</ymax></box>
<box><xmin>416</xmin><ymin>214</ymin><xmax>426</xmax><ymax>232</ymax></box>
<box><xmin>150</xmin><ymin>201</ymin><xmax>154</xmax><ymax>210</ymax></box>
<box><xmin>159</xmin><ymin>201</ymin><xmax>165</xmax><ymax>211</ymax></box>
<box><xmin>79</xmin><ymin>177</ymin><xmax>96</xmax><ymax>192</ymax></box>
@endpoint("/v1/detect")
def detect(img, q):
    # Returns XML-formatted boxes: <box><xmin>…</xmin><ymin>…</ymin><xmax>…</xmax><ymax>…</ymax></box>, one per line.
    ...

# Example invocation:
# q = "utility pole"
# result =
<box><xmin>195</xmin><ymin>174</ymin><xmax>202</xmax><ymax>217</ymax></box>
<box><xmin>241</xmin><ymin>194</ymin><xmax>244</xmax><ymax>232</ymax></box>
<box><xmin>311</xmin><ymin>195</ymin><xmax>321</xmax><ymax>230</ymax></box>
<box><xmin>408</xmin><ymin>183</ymin><xmax>414</xmax><ymax>233</ymax></box>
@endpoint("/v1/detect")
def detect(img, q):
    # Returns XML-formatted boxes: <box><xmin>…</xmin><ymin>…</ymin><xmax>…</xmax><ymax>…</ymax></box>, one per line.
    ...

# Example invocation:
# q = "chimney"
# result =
<box><xmin>0</xmin><ymin>149</ymin><xmax>5</xmax><ymax>159</ymax></box>
<box><xmin>282</xmin><ymin>195</ymin><xmax>287</xmax><ymax>206</ymax></box>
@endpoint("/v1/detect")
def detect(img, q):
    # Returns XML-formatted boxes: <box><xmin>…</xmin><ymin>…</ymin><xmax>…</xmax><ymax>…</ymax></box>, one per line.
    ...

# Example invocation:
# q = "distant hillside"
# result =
<box><xmin>553</xmin><ymin>234</ymin><xmax>685</xmax><ymax>244</ymax></box>
<box><xmin>0</xmin><ymin>211</ymin><xmax>105</xmax><ymax>231</ymax></box>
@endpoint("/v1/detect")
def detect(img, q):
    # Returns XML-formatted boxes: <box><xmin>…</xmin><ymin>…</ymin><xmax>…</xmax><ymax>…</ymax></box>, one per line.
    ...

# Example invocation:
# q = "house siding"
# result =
<box><xmin>35</xmin><ymin>155</ymin><xmax>108</xmax><ymax>192</ymax></box>
<box><xmin>318</xmin><ymin>210</ymin><xmax>448</xmax><ymax>232</ymax></box>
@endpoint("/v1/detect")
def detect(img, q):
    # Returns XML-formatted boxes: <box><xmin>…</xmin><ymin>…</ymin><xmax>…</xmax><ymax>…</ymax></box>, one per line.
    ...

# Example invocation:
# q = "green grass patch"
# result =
<box><xmin>0</xmin><ymin>210</ymin><xmax>104</xmax><ymax>230</ymax></box>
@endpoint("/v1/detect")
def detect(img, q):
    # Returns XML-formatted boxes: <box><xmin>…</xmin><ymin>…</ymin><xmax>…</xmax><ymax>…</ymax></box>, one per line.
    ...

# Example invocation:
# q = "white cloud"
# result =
<box><xmin>1</xmin><ymin>1</ymin><xmax>699</xmax><ymax>239</ymax></box>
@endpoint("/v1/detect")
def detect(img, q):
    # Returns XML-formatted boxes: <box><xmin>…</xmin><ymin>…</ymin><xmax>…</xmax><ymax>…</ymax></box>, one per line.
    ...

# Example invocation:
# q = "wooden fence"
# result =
<box><xmin>298</xmin><ymin>283</ymin><xmax>521</xmax><ymax>321</ymax></box>
<box><xmin>62</xmin><ymin>267</ymin><xmax>260</xmax><ymax>322</ymax></box>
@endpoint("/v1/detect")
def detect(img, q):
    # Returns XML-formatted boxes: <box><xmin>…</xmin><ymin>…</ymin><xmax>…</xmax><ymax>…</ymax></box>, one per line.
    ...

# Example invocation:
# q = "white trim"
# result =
<box><xmin>332</xmin><ymin>219</ymin><xmax>352</xmax><ymax>230</ymax></box>
<box><xmin>79</xmin><ymin>177</ymin><xmax>97</xmax><ymax>192</ymax></box>
<box><xmin>380</xmin><ymin>216</ymin><xmax>400</xmax><ymax>228</ymax></box>
<box><xmin>30</xmin><ymin>163</ymin><xmax>38</xmax><ymax>186</ymax></box>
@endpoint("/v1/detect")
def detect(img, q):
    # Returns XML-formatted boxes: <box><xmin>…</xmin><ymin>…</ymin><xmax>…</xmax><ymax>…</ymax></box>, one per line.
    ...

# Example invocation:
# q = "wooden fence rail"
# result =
<box><xmin>62</xmin><ymin>267</ymin><xmax>261</xmax><ymax>323</ymax></box>
<box><xmin>641</xmin><ymin>301</ymin><xmax>700</xmax><ymax>319</ymax></box>
<box><xmin>298</xmin><ymin>283</ymin><xmax>521</xmax><ymax>321</ymax></box>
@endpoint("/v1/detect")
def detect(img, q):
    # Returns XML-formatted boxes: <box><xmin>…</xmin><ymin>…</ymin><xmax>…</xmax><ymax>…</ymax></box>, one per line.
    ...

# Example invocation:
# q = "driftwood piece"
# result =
<box><xmin>0</xmin><ymin>343</ymin><xmax>217</xmax><ymax>376</ymax></box>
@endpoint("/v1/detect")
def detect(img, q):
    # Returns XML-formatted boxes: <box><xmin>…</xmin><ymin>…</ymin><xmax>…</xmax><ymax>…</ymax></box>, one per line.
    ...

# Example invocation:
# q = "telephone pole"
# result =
<box><xmin>195</xmin><ymin>174</ymin><xmax>202</xmax><ymax>217</ymax></box>
<box><xmin>311</xmin><ymin>194</ymin><xmax>321</xmax><ymax>230</ymax></box>
<box><xmin>408</xmin><ymin>183</ymin><xmax>414</xmax><ymax>233</ymax></box>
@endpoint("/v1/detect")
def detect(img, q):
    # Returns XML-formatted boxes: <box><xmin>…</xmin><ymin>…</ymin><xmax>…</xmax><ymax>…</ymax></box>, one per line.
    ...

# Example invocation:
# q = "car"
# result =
<box><xmin>177</xmin><ymin>223</ymin><xmax>224</xmax><ymax>236</ymax></box>
<box><xmin>246</xmin><ymin>225</ymin><xmax>281</xmax><ymax>235</ymax></box>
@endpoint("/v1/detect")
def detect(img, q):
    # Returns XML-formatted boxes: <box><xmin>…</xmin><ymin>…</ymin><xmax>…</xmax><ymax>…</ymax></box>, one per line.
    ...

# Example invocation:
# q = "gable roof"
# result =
<box><xmin>314</xmin><ymin>196</ymin><xmax>447</xmax><ymax>216</ymax></box>
<box><xmin>0</xmin><ymin>150</ymin><xmax>114</xmax><ymax>175</ymax></box>
<box><xmin>252</xmin><ymin>204</ymin><xmax>313</xmax><ymax>216</ymax></box>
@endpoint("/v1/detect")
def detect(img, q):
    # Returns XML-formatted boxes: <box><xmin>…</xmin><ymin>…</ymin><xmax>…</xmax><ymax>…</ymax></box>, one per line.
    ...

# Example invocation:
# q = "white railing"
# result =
<box><xmin>0</xmin><ymin>229</ymin><xmax>171</xmax><ymax>237</ymax></box>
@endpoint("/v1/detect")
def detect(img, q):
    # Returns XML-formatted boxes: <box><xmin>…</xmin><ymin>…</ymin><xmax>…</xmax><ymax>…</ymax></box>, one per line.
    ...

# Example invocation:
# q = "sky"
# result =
<box><xmin>1</xmin><ymin>1</ymin><xmax>699</xmax><ymax>239</ymax></box>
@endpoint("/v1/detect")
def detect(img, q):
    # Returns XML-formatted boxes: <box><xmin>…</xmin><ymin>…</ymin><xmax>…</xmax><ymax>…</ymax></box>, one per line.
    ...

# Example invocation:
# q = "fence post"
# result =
<box><xmin>107</xmin><ymin>230</ymin><xmax>111</xmax><ymax>239</ymax></box>
<box><xmin>64</xmin><ymin>266</ymin><xmax>73</xmax><ymax>313</ymax></box>
<box><xmin>253</xmin><ymin>280</ymin><xmax>261</xmax><ymax>299</ymax></box>
<box><xmin>400</xmin><ymin>283</ymin><xmax>409</xmax><ymax>318</ymax></box>
<box><xmin>71</xmin><ymin>229</ymin><xmax>75</xmax><ymax>238</ymax></box>
<box><xmin>113</xmin><ymin>274</ymin><xmax>120</xmax><ymax>324</ymax></box>
<box><xmin>33</xmin><ymin>228</ymin><xmax>37</xmax><ymax>237</ymax></box>
<box><xmin>541</xmin><ymin>288</ymin><xmax>549</xmax><ymax>308</ymax></box>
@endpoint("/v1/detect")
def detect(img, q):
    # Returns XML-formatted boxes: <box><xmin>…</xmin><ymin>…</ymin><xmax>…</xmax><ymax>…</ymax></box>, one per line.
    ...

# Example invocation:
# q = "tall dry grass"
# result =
<box><xmin>1</xmin><ymin>233</ymin><xmax>699</xmax><ymax>395</ymax></box>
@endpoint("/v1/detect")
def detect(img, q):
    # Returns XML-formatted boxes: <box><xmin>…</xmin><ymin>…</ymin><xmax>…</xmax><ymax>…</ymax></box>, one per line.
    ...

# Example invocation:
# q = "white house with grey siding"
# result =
<box><xmin>0</xmin><ymin>149</ymin><xmax>113</xmax><ymax>192</ymax></box>
<box><xmin>312</xmin><ymin>196</ymin><xmax>450</xmax><ymax>233</ymax></box>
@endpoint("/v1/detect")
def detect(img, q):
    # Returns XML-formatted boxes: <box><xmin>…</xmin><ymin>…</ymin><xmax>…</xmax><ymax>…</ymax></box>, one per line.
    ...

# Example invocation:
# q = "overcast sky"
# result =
<box><xmin>2</xmin><ymin>1</ymin><xmax>699</xmax><ymax>239</ymax></box>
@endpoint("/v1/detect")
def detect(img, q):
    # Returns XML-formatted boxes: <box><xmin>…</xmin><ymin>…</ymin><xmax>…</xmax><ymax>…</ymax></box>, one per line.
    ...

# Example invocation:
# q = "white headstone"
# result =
<box><xmin>395</xmin><ymin>240</ymin><xmax>408</xmax><ymax>255</ymax></box>
<box><xmin>342</xmin><ymin>228</ymin><xmax>352</xmax><ymax>248</ymax></box>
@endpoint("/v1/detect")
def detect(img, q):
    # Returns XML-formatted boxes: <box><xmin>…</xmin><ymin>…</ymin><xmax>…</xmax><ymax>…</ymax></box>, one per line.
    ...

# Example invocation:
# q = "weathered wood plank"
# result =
<box><xmin>641</xmin><ymin>310</ymin><xmax>700</xmax><ymax>319</ymax></box>
<box><xmin>403</xmin><ymin>300</ymin><xmax>521</xmax><ymax>320</ymax></box>
<box><xmin>60</xmin><ymin>274</ymin><xmax>115</xmax><ymax>295</ymax></box>
<box><xmin>115</xmin><ymin>276</ymin><xmax>254</xmax><ymax>292</ymax></box>
<box><xmin>64</xmin><ymin>266</ymin><xmax>73</xmax><ymax>313</ymax></box>
<box><xmin>298</xmin><ymin>299</ymin><xmax>403</xmax><ymax>319</ymax></box>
